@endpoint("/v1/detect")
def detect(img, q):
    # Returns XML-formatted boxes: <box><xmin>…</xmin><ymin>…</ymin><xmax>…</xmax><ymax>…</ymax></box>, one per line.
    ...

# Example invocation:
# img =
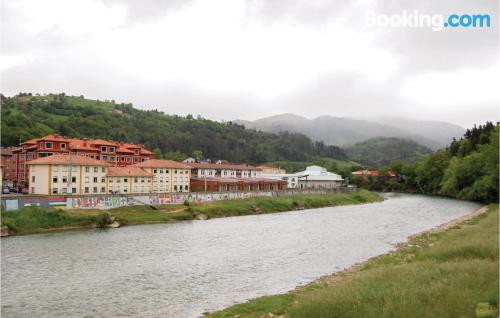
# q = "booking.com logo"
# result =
<box><xmin>366</xmin><ymin>10</ymin><xmax>491</xmax><ymax>31</ymax></box>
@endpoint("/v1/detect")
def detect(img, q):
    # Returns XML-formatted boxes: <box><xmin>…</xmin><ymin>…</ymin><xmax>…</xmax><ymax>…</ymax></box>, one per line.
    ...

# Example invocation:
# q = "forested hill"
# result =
<box><xmin>0</xmin><ymin>93</ymin><xmax>347</xmax><ymax>164</ymax></box>
<box><xmin>344</xmin><ymin>137</ymin><xmax>432</xmax><ymax>167</ymax></box>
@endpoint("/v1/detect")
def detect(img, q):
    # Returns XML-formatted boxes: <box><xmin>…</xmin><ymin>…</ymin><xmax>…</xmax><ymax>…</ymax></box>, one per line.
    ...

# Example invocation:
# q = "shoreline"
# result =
<box><xmin>206</xmin><ymin>203</ymin><xmax>496</xmax><ymax>318</ymax></box>
<box><xmin>1</xmin><ymin>190</ymin><xmax>383</xmax><ymax>236</ymax></box>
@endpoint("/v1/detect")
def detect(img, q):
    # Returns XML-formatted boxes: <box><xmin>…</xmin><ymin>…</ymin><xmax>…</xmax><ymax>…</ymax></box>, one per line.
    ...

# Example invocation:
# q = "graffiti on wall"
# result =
<box><xmin>1</xmin><ymin>190</ymin><xmax>302</xmax><ymax>211</ymax></box>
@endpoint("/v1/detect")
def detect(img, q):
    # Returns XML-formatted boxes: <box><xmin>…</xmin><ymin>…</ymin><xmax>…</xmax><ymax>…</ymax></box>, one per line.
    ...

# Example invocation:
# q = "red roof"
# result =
<box><xmin>15</xmin><ymin>134</ymin><xmax>153</xmax><ymax>156</ymax></box>
<box><xmin>352</xmin><ymin>170</ymin><xmax>396</xmax><ymax>177</ymax></box>
<box><xmin>188</xmin><ymin>162</ymin><xmax>259</xmax><ymax>170</ymax></box>
<box><xmin>132</xmin><ymin>159</ymin><xmax>191</xmax><ymax>169</ymax></box>
<box><xmin>26</xmin><ymin>154</ymin><xmax>110</xmax><ymax>166</ymax></box>
<box><xmin>107</xmin><ymin>166</ymin><xmax>153</xmax><ymax>177</ymax></box>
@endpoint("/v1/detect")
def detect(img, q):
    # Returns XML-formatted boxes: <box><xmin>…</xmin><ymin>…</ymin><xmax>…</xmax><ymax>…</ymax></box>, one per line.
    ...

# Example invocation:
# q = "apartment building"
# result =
<box><xmin>27</xmin><ymin>154</ymin><xmax>109</xmax><ymax>195</ymax></box>
<box><xmin>131</xmin><ymin>159</ymin><xmax>192</xmax><ymax>193</ymax></box>
<box><xmin>12</xmin><ymin>134</ymin><xmax>154</xmax><ymax>186</ymax></box>
<box><xmin>1</xmin><ymin>147</ymin><xmax>16</xmax><ymax>185</ymax></box>
<box><xmin>188</xmin><ymin>162</ymin><xmax>259</xmax><ymax>178</ymax></box>
<box><xmin>107</xmin><ymin>167</ymin><xmax>153</xmax><ymax>194</ymax></box>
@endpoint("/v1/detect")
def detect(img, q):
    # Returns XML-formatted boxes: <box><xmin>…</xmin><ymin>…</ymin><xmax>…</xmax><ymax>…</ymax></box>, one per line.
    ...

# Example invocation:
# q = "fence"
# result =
<box><xmin>1</xmin><ymin>187</ymin><xmax>356</xmax><ymax>211</ymax></box>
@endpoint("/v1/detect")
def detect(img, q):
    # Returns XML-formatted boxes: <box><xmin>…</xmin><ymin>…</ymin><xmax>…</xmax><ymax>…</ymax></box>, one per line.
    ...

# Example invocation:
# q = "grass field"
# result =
<box><xmin>1</xmin><ymin>190</ymin><xmax>381</xmax><ymax>235</ymax></box>
<box><xmin>207</xmin><ymin>204</ymin><xmax>499</xmax><ymax>318</ymax></box>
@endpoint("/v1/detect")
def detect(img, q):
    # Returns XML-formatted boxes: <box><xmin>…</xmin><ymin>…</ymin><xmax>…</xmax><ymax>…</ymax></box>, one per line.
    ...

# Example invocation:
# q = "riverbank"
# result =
<box><xmin>0</xmin><ymin>190</ymin><xmax>382</xmax><ymax>236</ymax></box>
<box><xmin>207</xmin><ymin>204</ymin><xmax>499</xmax><ymax>318</ymax></box>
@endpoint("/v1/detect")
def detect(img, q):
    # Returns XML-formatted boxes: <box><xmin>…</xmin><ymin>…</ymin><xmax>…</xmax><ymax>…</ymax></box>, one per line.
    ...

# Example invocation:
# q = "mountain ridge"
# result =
<box><xmin>235</xmin><ymin>114</ymin><xmax>464</xmax><ymax>149</ymax></box>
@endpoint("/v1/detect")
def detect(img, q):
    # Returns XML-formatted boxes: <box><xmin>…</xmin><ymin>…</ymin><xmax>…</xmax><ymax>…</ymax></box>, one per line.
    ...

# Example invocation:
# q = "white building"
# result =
<box><xmin>187</xmin><ymin>162</ymin><xmax>258</xmax><ymax>179</ymax></box>
<box><xmin>295</xmin><ymin>165</ymin><xmax>343</xmax><ymax>189</ymax></box>
<box><xmin>27</xmin><ymin>154</ymin><xmax>109</xmax><ymax>195</ymax></box>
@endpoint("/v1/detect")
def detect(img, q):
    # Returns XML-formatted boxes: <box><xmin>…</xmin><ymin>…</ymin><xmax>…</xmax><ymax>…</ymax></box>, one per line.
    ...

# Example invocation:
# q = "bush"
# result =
<box><xmin>183</xmin><ymin>200</ymin><xmax>190</xmax><ymax>207</ymax></box>
<box><xmin>95</xmin><ymin>212</ymin><xmax>111</xmax><ymax>228</ymax></box>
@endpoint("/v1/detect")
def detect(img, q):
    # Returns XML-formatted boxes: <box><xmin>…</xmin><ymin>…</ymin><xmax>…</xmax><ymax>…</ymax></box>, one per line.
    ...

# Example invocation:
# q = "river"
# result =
<box><xmin>1</xmin><ymin>193</ymin><xmax>480</xmax><ymax>317</ymax></box>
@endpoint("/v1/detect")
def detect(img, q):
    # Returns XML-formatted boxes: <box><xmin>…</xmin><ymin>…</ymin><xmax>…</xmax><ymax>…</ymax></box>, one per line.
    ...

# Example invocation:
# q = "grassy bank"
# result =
<box><xmin>207</xmin><ymin>204</ymin><xmax>499</xmax><ymax>318</ymax></box>
<box><xmin>0</xmin><ymin>190</ymin><xmax>382</xmax><ymax>235</ymax></box>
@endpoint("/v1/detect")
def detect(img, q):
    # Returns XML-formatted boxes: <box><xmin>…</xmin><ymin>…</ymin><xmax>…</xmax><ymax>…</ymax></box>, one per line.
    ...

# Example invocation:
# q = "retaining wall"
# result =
<box><xmin>1</xmin><ymin>187</ymin><xmax>356</xmax><ymax>211</ymax></box>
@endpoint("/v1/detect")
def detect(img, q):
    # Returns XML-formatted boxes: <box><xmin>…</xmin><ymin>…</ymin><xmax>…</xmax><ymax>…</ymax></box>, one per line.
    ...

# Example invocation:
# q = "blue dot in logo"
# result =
<box><xmin>444</xmin><ymin>22</ymin><xmax>448</xmax><ymax>27</ymax></box>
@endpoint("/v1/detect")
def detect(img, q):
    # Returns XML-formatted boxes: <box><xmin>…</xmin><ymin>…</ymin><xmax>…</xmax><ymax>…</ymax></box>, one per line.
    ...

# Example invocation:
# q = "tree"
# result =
<box><xmin>192</xmin><ymin>150</ymin><xmax>204</xmax><ymax>159</ymax></box>
<box><xmin>153</xmin><ymin>148</ymin><xmax>163</xmax><ymax>159</ymax></box>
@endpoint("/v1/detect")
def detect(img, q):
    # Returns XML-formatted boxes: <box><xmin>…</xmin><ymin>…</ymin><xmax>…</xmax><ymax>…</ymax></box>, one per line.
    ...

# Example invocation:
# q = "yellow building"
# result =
<box><xmin>27</xmin><ymin>154</ymin><xmax>109</xmax><ymax>195</ymax></box>
<box><xmin>132</xmin><ymin>159</ymin><xmax>191</xmax><ymax>193</ymax></box>
<box><xmin>256</xmin><ymin>165</ymin><xmax>286</xmax><ymax>174</ymax></box>
<box><xmin>107</xmin><ymin>167</ymin><xmax>153</xmax><ymax>194</ymax></box>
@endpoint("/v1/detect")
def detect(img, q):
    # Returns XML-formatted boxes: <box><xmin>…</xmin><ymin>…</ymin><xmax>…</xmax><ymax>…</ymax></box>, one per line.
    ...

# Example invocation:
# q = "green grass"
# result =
<box><xmin>208</xmin><ymin>204</ymin><xmax>499</xmax><ymax>318</ymax></box>
<box><xmin>1</xmin><ymin>207</ymin><xmax>98</xmax><ymax>235</ymax></box>
<box><xmin>0</xmin><ymin>190</ymin><xmax>382</xmax><ymax>235</ymax></box>
<box><xmin>189</xmin><ymin>190</ymin><xmax>382</xmax><ymax>218</ymax></box>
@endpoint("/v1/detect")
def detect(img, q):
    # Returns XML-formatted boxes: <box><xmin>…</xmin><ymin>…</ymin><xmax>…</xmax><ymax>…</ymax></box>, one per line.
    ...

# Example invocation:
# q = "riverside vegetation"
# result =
<box><xmin>207</xmin><ymin>204</ymin><xmax>499</xmax><ymax>318</ymax></box>
<box><xmin>0</xmin><ymin>190</ymin><xmax>382</xmax><ymax>235</ymax></box>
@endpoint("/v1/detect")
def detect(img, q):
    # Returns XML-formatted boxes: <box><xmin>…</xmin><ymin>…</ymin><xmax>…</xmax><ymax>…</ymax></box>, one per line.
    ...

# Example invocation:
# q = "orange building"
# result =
<box><xmin>11</xmin><ymin>134</ymin><xmax>154</xmax><ymax>186</ymax></box>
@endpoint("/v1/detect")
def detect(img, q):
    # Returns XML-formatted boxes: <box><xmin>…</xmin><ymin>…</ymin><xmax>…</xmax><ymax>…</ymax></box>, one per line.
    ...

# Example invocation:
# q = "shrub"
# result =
<box><xmin>95</xmin><ymin>212</ymin><xmax>111</xmax><ymax>228</ymax></box>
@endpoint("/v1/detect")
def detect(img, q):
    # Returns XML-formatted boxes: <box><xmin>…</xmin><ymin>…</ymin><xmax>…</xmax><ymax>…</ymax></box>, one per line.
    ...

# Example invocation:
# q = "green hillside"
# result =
<box><xmin>1</xmin><ymin>93</ymin><xmax>347</xmax><ymax>164</ymax></box>
<box><xmin>344</xmin><ymin>137</ymin><xmax>432</xmax><ymax>167</ymax></box>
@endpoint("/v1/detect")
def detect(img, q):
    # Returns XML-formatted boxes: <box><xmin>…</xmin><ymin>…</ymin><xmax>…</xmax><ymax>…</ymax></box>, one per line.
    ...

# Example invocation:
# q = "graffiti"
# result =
<box><xmin>1</xmin><ymin>189</ymin><xmax>352</xmax><ymax>211</ymax></box>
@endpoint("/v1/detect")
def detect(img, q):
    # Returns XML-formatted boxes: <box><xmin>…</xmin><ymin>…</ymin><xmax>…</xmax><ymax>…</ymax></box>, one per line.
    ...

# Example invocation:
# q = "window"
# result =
<box><xmin>126</xmin><ymin>157</ymin><xmax>131</xmax><ymax>162</ymax></box>
<box><xmin>134</xmin><ymin>149</ymin><xmax>139</xmax><ymax>155</ymax></box>
<box><xmin>160</xmin><ymin>169</ymin><xmax>163</xmax><ymax>174</ymax></box>
<box><xmin>109</xmin><ymin>179</ymin><xmax>113</xmax><ymax>183</ymax></box>
<box><xmin>121</xmin><ymin>157</ymin><xmax>125</xmax><ymax>162</ymax></box>
<box><xmin>101</xmin><ymin>167</ymin><xmax>106</xmax><ymax>173</ymax></box>
<box><xmin>39</xmin><ymin>142</ymin><xmax>43</xmax><ymax>148</ymax></box>
<box><xmin>45</xmin><ymin>142</ymin><xmax>53</xmax><ymax>149</ymax></box>
<box><xmin>154</xmin><ymin>169</ymin><xmax>158</xmax><ymax>173</ymax></box>
<box><xmin>84</xmin><ymin>187</ymin><xmax>89</xmax><ymax>193</ymax></box>
<box><xmin>32</xmin><ymin>176</ymin><xmax>35</xmax><ymax>182</ymax></box>
<box><xmin>93</xmin><ymin>177</ymin><xmax>98</xmax><ymax>183</ymax></box>
<box><xmin>109</xmin><ymin>147</ymin><xmax>115</xmax><ymax>152</ymax></box>
<box><xmin>110</xmin><ymin>156</ymin><xmax>115</xmax><ymax>162</ymax></box>
<box><xmin>101</xmin><ymin>146</ymin><xmax>107</xmax><ymax>152</ymax></box>
<box><xmin>62</xmin><ymin>177</ymin><xmax>67</xmax><ymax>183</ymax></box>
<box><xmin>53</xmin><ymin>177</ymin><xmax>58</xmax><ymax>183</ymax></box>
<box><xmin>174</xmin><ymin>185</ymin><xmax>178</xmax><ymax>191</ymax></box>
<box><xmin>85</xmin><ymin>176</ymin><xmax>89</xmax><ymax>183</ymax></box>
<box><xmin>174</xmin><ymin>169</ymin><xmax>178</xmax><ymax>174</ymax></box>
<box><xmin>141</xmin><ymin>178</ymin><xmax>145</xmax><ymax>183</ymax></box>
<box><xmin>72</xmin><ymin>188</ymin><xmax>77</xmax><ymax>194</ymax></box>
<box><xmin>52</xmin><ymin>188</ymin><xmax>58</xmax><ymax>194</ymax></box>
<box><xmin>31</xmin><ymin>187</ymin><xmax>35</xmax><ymax>194</ymax></box>
<box><xmin>72</xmin><ymin>176</ymin><xmax>76</xmax><ymax>183</ymax></box>
<box><xmin>102</xmin><ymin>156</ymin><xmax>107</xmax><ymax>161</ymax></box>
<box><xmin>61</xmin><ymin>143</ymin><xmax>66</xmax><ymax>150</ymax></box>
<box><xmin>101</xmin><ymin>177</ymin><xmax>105</xmax><ymax>183</ymax></box>
<box><xmin>92</xmin><ymin>186</ymin><xmax>97</xmax><ymax>193</ymax></box>
<box><xmin>94</xmin><ymin>167</ymin><xmax>98</xmax><ymax>172</ymax></box>
<box><xmin>62</xmin><ymin>188</ymin><xmax>67</xmax><ymax>194</ymax></box>
<box><xmin>134</xmin><ymin>178</ymin><xmax>138</xmax><ymax>183</ymax></box>
<box><xmin>101</xmin><ymin>187</ymin><xmax>106</xmax><ymax>193</ymax></box>
<box><xmin>124</xmin><ymin>178</ymin><xmax>128</xmax><ymax>182</ymax></box>
<box><xmin>179</xmin><ymin>170</ymin><xmax>183</xmax><ymax>174</ymax></box>
<box><xmin>123</xmin><ymin>188</ymin><xmax>128</xmax><ymax>193</ymax></box>
<box><xmin>85</xmin><ymin>166</ymin><xmax>90</xmax><ymax>172</ymax></box>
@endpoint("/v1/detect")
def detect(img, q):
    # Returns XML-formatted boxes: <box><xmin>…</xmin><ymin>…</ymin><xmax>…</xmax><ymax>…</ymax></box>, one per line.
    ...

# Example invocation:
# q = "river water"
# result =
<box><xmin>1</xmin><ymin>193</ymin><xmax>480</xmax><ymax>317</ymax></box>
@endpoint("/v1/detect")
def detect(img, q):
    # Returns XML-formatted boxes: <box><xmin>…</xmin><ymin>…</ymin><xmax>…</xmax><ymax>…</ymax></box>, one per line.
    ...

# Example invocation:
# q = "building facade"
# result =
<box><xmin>295</xmin><ymin>165</ymin><xmax>343</xmax><ymax>189</ymax></box>
<box><xmin>12</xmin><ymin>134</ymin><xmax>154</xmax><ymax>186</ymax></box>
<box><xmin>107</xmin><ymin>167</ymin><xmax>154</xmax><ymax>194</ymax></box>
<box><xmin>28</xmin><ymin>154</ymin><xmax>109</xmax><ymax>195</ymax></box>
<box><xmin>188</xmin><ymin>162</ymin><xmax>259</xmax><ymax>178</ymax></box>
<box><xmin>1</xmin><ymin>147</ymin><xmax>16</xmax><ymax>185</ymax></box>
<box><xmin>256</xmin><ymin>165</ymin><xmax>286</xmax><ymax>174</ymax></box>
<box><xmin>131</xmin><ymin>159</ymin><xmax>192</xmax><ymax>193</ymax></box>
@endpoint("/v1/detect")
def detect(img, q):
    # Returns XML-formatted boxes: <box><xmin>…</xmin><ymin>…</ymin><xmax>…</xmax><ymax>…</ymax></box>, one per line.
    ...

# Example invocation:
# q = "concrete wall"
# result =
<box><xmin>1</xmin><ymin>187</ymin><xmax>356</xmax><ymax>211</ymax></box>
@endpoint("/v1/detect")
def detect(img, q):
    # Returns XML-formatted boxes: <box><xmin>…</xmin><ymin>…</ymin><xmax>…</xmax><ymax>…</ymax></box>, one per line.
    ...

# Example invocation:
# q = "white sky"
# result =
<box><xmin>1</xmin><ymin>0</ymin><xmax>499</xmax><ymax>127</ymax></box>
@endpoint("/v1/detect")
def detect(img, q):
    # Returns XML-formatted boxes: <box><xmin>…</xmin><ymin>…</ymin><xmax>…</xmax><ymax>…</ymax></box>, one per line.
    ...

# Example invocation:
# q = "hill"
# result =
<box><xmin>236</xmin><ymin>114</ymin><xmax>464</xmax><ymax>150</ymax></box>
<box><xmin>0</xmin><ymin>93</ymin><xmax>347</xmax><ymax>164</ymax></box>
<box><xmin>343</xmin><ymin>137</ymin><xmax>432</xmax><ymax>167</ymax></box>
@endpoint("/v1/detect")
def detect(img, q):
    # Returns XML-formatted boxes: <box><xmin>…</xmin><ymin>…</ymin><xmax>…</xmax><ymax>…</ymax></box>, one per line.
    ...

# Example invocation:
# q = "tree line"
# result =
<box><xmin>0</xmin><ymin>93</ymin><xmax>347</xmax><ymax>164</ymax></box>
<box><xmin>349</xmin><ymin>122</ymin><xmax>498</xmax><ymax>203</ymax></box>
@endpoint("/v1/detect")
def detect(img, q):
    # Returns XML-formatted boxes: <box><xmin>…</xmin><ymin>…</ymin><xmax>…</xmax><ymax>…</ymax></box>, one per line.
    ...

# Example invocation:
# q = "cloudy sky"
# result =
<box><xmin>1</xmin><ymin>0</ymin><xmax>498</xmax><ymax>127</ymax></box>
